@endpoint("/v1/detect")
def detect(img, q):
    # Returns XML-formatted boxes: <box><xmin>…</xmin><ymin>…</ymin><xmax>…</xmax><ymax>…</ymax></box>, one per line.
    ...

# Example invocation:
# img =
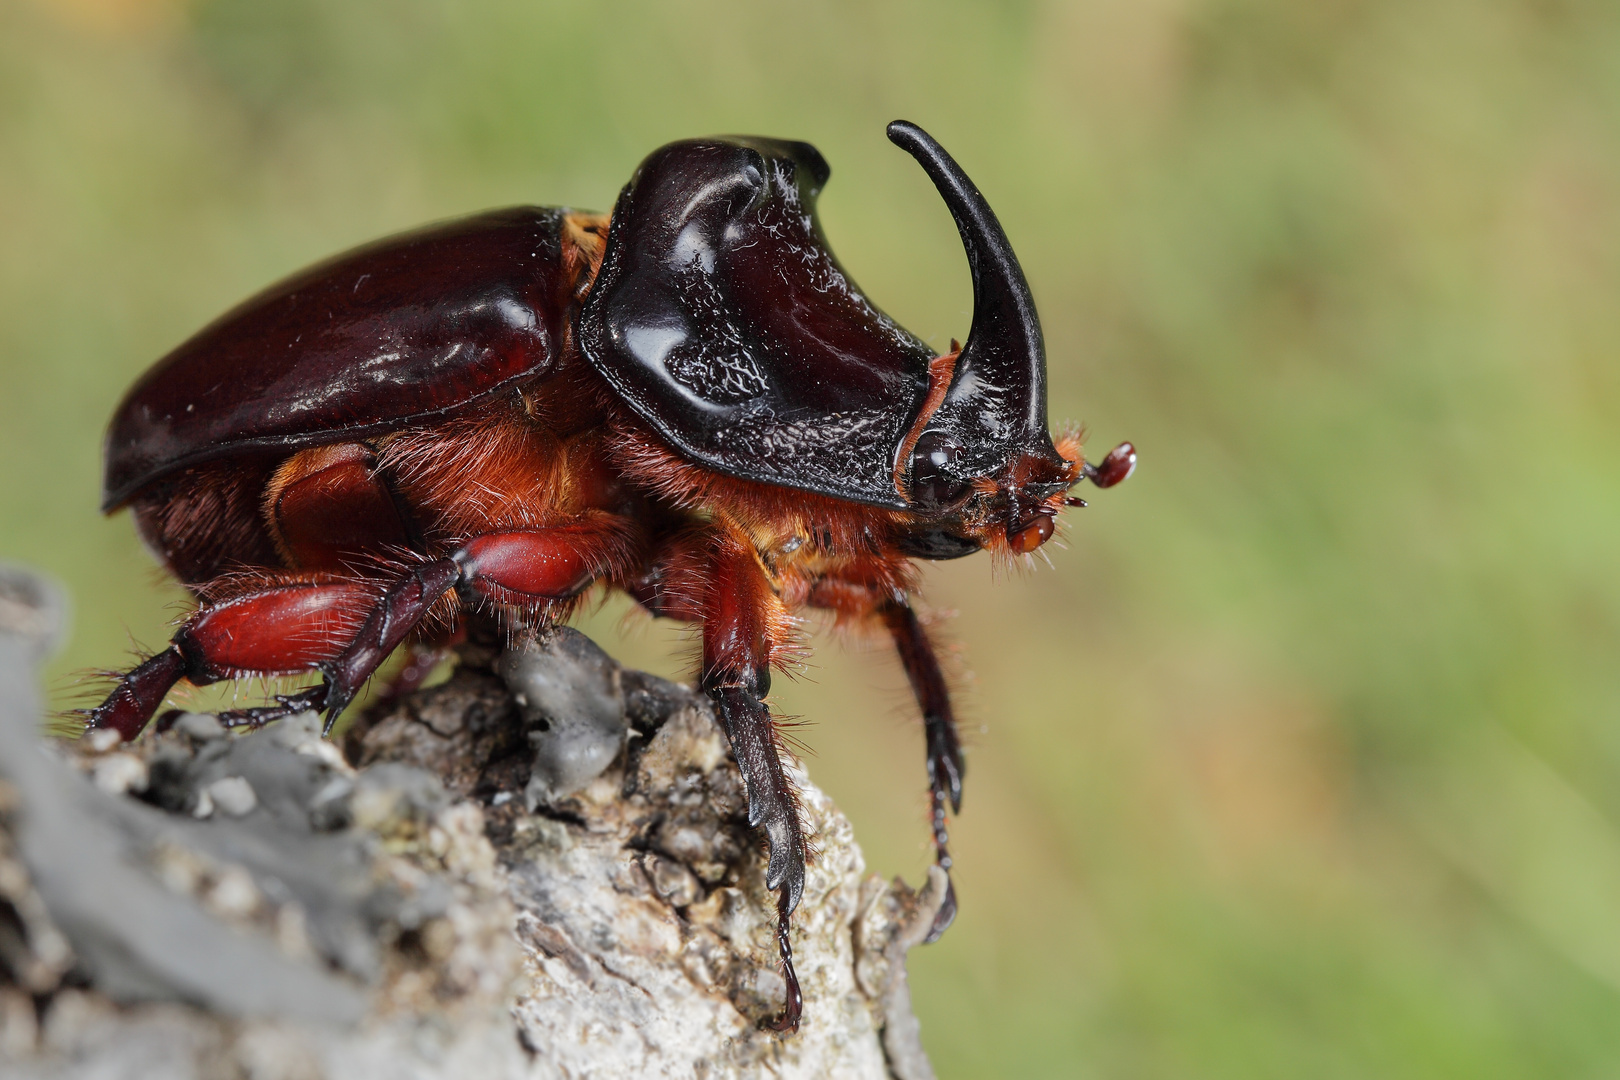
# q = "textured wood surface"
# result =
<box><xmin>0</xmin><ymin>568</ymin><xmax>941</xmax><ymax>1079</ymax></box>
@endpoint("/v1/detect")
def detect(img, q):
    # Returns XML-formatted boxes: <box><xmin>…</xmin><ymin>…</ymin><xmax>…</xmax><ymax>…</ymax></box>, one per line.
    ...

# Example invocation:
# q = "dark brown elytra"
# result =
<box><xmin>85</xmin><ymin>120</ymin><xmax>1134</xmax><ymax>1032</ymax></box>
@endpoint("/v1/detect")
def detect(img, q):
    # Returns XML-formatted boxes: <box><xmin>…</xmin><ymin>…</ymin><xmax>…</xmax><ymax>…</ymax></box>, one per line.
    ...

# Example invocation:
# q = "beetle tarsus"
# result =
<box><xmin>765</xmin><ymin>892</ymin><xmax>804</xmax><ymax>1033</ymax></box>
<box><xmin>923</xmin><ymin>780</ymin><xmax>959</xmax><ymax>944</ymax></box>
<box><xmin>215</xmin><ymin>686</ymin><xmax>328</xmax><ymax>731</ymax></box>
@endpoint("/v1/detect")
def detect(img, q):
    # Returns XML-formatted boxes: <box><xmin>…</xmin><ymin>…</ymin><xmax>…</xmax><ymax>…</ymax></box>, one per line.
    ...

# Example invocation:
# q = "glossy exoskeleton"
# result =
<box><xmin>85</xmin><ymin>120</ymin><xmax>1134</xmax><ymax>1031</ymax></box>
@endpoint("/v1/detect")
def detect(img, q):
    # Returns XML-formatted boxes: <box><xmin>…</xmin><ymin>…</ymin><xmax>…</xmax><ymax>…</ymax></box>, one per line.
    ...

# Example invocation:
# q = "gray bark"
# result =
<box><xmin>0</xmin><ymin>564</ymin><xmax>941</xmax><ymax>1079</ymax></box>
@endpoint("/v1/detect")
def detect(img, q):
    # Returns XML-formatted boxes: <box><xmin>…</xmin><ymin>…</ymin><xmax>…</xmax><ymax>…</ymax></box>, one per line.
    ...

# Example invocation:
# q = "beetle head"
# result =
<box><xmin>887</xmin><ymin>122</ymin><xmax>1135</xmax><ymax>557</ymax></box>
<box><xmin>579</xmin><ymin>120</ymin><xmax>1131</xmax><ymax>551</ymax></box>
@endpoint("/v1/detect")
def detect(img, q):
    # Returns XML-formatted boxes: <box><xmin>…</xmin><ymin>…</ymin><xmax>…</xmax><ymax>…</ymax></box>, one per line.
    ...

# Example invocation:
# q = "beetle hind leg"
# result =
<box><xmin>81</xmin><ymin>648</ymin><xmax>189</xmax><ymax>741</ymax></box>
<box><xmin>81</xmin><ymin>563</ymin><xmax>462</xmax><ymax>741</ymax></box>
<box><xmin>83</xmin><ymin>516</ymin><xmax>635</xmax><ymax>742</ymax></box>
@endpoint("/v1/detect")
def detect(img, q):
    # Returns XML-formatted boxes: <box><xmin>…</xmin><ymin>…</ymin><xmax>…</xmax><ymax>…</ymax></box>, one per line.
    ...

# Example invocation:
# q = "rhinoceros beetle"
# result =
<box><xmin>84</xmin><ymin>120</ymin><xmax>1134</xmax><ymax>1031</ymax></box>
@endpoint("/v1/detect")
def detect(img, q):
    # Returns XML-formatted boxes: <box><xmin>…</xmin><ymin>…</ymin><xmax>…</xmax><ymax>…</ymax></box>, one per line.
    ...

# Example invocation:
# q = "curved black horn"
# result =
<box><xmin>886</xmin><ymin>120</ymin><xmax>1059</xmax><ymax>484</ymax></box>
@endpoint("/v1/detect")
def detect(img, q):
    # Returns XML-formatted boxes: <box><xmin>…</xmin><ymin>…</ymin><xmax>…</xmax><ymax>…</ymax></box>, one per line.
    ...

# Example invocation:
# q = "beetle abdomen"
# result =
<box><xmin>129</xmin><ymin>455</ymin><xmax>282</xmax><ymax>586</ymax></box>
<box><xmin>103</xmin><ymin>206</ymin><xmax>587</xmax><ymax>511</ymax></box>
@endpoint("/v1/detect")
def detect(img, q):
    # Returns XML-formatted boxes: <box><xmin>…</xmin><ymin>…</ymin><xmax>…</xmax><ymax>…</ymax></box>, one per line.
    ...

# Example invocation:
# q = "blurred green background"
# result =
<box><xmin>4</xmin><ymin>0</ymin><xmax>1620</xmax><ymax>1074</ymax></box>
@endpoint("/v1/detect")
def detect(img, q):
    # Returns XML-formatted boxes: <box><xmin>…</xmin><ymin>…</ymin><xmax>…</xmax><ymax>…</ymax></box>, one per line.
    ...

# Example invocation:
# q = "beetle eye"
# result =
<box><xmin>1007</xmin><ymin>514</ymin><xmax>1054</xmax><ymax>554</ymax></box>
<box><xmin>909</xmin><ymin>430</ymin><xmax>971</xmax><ymax>511</ymax></box>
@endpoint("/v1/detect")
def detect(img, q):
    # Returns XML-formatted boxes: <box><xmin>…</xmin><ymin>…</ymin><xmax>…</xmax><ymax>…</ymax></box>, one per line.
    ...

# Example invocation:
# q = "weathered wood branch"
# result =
<box><xmin>0</xmin><ymin>565</ymin><xmax>942</xmax><ymax>1079</ymax></box>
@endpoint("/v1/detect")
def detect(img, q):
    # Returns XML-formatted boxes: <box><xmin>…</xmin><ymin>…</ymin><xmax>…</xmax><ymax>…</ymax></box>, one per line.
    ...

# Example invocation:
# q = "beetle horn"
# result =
<box><xmin>886</xmin><ymin>121</ymin><xmax>1063</xmax><ymax>486</ymax></box>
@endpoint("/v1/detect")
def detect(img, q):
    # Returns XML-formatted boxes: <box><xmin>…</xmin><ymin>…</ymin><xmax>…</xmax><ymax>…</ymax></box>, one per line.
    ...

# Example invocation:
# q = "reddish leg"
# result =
<box><xmin>700</xmin><ymin>533</ymin><xmax>805</xmax><ymax>1032</ymax></box>
<box><xmin>84</xmin><ymin>579</ymin><xmax>381</xmax><ymax>739</ymax></box>
<box><xmin>84</xmin><ymin>525</ymin><xmax>621</xmax><ymax>741</ymax></box>
<box><xmin>86</xmin><ymin>648</ymin><xmax>189</xmax><ymax>741</ymax></box>
<box><xmin>626</xmin><ymin>525</ymin><xmax>710</xmax><ymax>623</ymax></box>
<box><xmin>308</xmin><ymin>561</ymin><xmax>462</xmax><ymax>732</ymax></box>
<box><xmin>881</xmin><ymin>595</ymin><xmax>963</xmax><ymax>942</ymax></box>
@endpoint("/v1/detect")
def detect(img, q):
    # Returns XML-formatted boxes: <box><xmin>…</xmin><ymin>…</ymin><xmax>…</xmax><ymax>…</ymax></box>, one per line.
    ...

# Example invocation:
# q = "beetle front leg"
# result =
<box><xmin>700</xmin><ymin>536</ymin><xmax>805</xmax><ymax>1032</ymax></box>
<box><xmin>710</xmin><ymin>681</ymin><xmax>805</xmax><ymax>1032</ymax></box>
<box><xmin>881</xmin><ymin>594</ymin><xmax>963</xmax><ymax>942</ymax></box>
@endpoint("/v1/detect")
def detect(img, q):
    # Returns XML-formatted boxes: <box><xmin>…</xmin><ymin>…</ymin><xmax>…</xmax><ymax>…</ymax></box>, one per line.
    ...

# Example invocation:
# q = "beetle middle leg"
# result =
<box><xmin>699</xmin><ymin>530</ymin><xmax>807</xmax><ymax>1032</ymax></box>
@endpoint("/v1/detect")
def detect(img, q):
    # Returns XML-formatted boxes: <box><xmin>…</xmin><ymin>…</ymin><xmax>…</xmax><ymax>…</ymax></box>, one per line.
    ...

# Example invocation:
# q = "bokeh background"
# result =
<box><xmin>5</xmin><ymin>0</ymin><xmax>1620</xmax><ymax>1074</ymax></box>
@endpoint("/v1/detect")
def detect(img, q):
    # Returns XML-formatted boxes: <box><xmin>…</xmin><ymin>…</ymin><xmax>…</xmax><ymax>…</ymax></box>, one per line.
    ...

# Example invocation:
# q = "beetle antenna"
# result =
<box><xmin>1080</xmin><ymin>441</ymin><xmax>1138</xmax><ymax>489</ymax></box>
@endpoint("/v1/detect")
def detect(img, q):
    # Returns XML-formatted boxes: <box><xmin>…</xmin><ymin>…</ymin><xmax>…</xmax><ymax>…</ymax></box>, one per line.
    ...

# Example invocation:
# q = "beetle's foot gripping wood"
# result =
<box><xmin>922</xmin><ymin>790</ymin><xmax>959</xmax><ymax>944</ymax></box>
<box><xmin>711</xmin><ymin>683</ymin><xmax>807</xmax><ymax>1032</ymax></box>
<box><xmin>882</xmin><ymin>596</ymin><xmax>964</xmax><ymax>943</ymax></box>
